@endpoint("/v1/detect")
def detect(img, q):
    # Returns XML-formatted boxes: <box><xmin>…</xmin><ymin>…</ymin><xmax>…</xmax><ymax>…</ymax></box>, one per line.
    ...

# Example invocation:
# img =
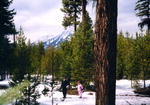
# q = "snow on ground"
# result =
<box><xmin>0</xmin><ymin>79</ymin><xmax>10</xmax><ymax>86</ymax></box>
<box><xmin>0</xmin><ymin>79</ymin><xmax>10</xmax><ymax>95</ymax></box>
<box><xmin>116</xmin><ymin>80</ymin><xmax>150</xmax><ymax>105</ymax></box>
<box><xmin>1</xmin><ymin>79</ymin><xmax>150</xmax><ymax>105</ymax></box>
<box><xmin>38</xmin><ymin>80</ymin><xmax>150</xmax><ymax>105</ymax></box>
<box><xmin>38</xmin><ymin>91</ymin><xmax>95</xmax><ymax>105</ymax></box>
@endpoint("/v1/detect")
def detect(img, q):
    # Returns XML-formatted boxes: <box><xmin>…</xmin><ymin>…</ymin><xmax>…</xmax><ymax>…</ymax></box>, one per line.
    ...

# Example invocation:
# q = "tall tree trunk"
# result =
<box><xmin>147</xmin><ymin>24</ymin><xmax>150</xmax><ymax>35</ymax></box>
<box><xmin>82</xmin><ymin>0</ymin><xmax>87</xmax><ymax>36</ymax></box>
<box><xmin>131</xmin><ymin>74</ymin><xmax>133</xmax><ymax>88</ymax></box>
<box><xmin>94</xmin><ymin>0</ymin><xmax>118</xmax><ymax>105</ymax></box>
<box><xmin>147</xmin><ymin>1</ymin><xmax>150</xmax><ymax>35</ymax></box>
<box><xmin>13</xmin><ymin>34</ymin><xmax>16</xmax><ymax>46</ymax></box>
<box><xmin>143</xmin><ymin>77</ymin><xmax>146</xmax><ymax>88</ymax></box>
<box><xmin>27</xmin><ymin>74</ymin><xmax>31</xmax><ymax>105</ymax></box>
<box><xmin>143</xmin><ymin>67</ymin><xmax>146</xmax><ymax>88</ymax></box>
<box><xmin>74</xmin><ymin>0</ymin><xmax>77</xmax><ymax>32</ymax></box>
<box><xmin>82</xmin><ymin>0</ymin><xmax>86</xmax><ymax>23</ymax></box>
<box><xmin>74</xmin><ymin>6</ymin><xmax>77</xmax><ymax>32</ymax></box>
<box><xmin>51</xmin><ymin>47</ymin><xmax>54</xmax><ymax>105</ymax></box>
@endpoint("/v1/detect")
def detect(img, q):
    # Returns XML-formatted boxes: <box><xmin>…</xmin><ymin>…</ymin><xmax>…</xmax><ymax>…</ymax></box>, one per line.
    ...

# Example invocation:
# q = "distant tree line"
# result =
<box><xmin>0</xmin><ymin>0</ymin><xmax>150</xmax><ymax>87</ymax></box>
<box><xmin>117</xmin><ymin>32</ymin><xmax>150</xmax><ymax>88</ymax></box>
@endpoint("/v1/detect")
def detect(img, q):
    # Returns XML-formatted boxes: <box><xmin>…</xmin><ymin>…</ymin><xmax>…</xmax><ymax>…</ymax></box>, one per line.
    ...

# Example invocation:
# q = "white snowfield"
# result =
<box><xmin>38</xmin><ymin>80</ymin><xmax>150</xmax><ymax>105</ymax></box>
<box><xmin>116</xmin><ymin>80</ymin><xmax>150</xmax><ymax>105</ymax></box>
<box><xmin>0</xmin><ymin>79</ymin><xmax>10</xmax><ymax>96</ymax></box>
<box><xmin>1</xmin><ymin>79</ymin><xmax>150</xmax><ymax>105</ymax></box>
<box><xmin>38</xmin><ymin>91</ymin><xmax>95</xmax><ymax>105</ymax></box>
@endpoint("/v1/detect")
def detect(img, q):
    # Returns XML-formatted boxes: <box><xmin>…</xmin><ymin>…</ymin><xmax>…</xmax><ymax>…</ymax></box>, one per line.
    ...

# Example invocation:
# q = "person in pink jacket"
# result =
<box><xmin>77</xmin><ymin>80</ymin><xmax>84</xmax><ymax>98</ymax></box>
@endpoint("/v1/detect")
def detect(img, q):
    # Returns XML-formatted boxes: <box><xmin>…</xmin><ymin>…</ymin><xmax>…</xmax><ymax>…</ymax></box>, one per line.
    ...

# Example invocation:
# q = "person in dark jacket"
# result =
<box><xmin>60</xmin><ymin>77</ymin><xmax>70</xmax><ymax>98</ymax></box>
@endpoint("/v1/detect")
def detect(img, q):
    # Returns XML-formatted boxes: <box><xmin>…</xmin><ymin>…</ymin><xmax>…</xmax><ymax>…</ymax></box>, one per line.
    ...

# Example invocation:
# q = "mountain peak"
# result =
<box><xmin>42</xmin><ymin>29</ymin><xmax>73</xmax><ymax>47</ymax></box>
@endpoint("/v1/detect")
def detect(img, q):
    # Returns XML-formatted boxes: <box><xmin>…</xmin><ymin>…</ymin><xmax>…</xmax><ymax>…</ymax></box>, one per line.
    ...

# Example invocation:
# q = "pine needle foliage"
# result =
<box><xmin>0</xmin><ymin>80</ymin><xmax>30</xmax><ymax>105</ymax></box>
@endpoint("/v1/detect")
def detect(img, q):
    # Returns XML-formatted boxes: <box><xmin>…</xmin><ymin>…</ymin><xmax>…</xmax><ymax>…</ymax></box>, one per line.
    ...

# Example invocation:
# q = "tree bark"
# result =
<box><xmin>13</xmin><ymin>34</ymin><xmax>15</xmax><ymax>44</ymax></box>
<box><xmin>82</xmin><ymin>0</ymin><xmax>86</xmax><ymax>23</ymax></box>
<box><xmin>131</xmin><ymin>74</ymin><xmax>133</xmax><ymax>88</ymax></box>
<box><xmin>147</xmin><ymin>0</ymin><xmax>150</xmax><ymax>35</ymax></box>
<box><xmin>74</xmin><ymin>0</ymin><xmax>77</xmax><ymax>32</ymax></box>
<box><xmin>143</xmin><ymin>69</ymin><xmax>146</xmax><ymax>88</ymax></box>
<box><xmin>74</xmin><ymin>8</ymin><xmax>77</xmax><ymax>32</ymax></box>
<box><xmin>82</xmin><ymin>0</ymin><xmax>87</xmax><ymax>36</ymax></box>
<box><xmin>147</xmin><ymin>24</ymin><xmax>150</xmax><ymax>35</ymax></box>
<box><xmin>94</xmin><ymin>0</ymin><xmax>118</xmax><ymax>105</ymax></box>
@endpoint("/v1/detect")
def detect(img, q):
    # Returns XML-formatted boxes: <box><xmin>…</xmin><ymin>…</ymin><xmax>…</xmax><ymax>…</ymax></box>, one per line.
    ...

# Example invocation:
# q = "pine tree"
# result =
<box><xmin>0</xmin><ymin>0</ymin><xmax>16</xmax><ymax>80</ymax></box>
<box><xmin>0</xmin><ymin>80</ymin><xmax>29</xmax><ymax>105</ymax></box>
<box><xmin>59</xmin><ymin>40</ymin><xmax>73</xmax><ymax>78</ymax></box>
<box><xmin>10</xmin><ymin>28</ymin><xmax>41</xmax><ymax>104</ymax></box>
<box><xmin>11</xmin><ymin>27</ymin><xmax>30</xmax><ymax>84</ymax></box>
<box><xmin>61</xmin><ymin>0</ymin><xmax>81</xmax><ymax>31</ymax></box>
<box><xmin>135</xmin><ymin>0</ymin><xmax>150</xmax><ymax>34</ymax></box>
<box><xmin>53</xmin><ymin>48</ymin><xmax>63</xmax><ymax>78</ymax></box>
<box><xmin>0</xmin><ymin>0</ymin><xmax>16</xmax><ymax>36</ymax></box>
<box><xmin>29</xmin><ymin>42</ymin><xmax>45</xmax><ymax>80</ymax></box>
<box><xmin>117</xmin><ymin>32</ymin><xmax>126</xmax><ymax>79</ymax></box>
<box><xmin>130</xmin><ymin>34</ymin><xmax>150</xmax><ymax>88</ymax></box>
<box><xmin>81</xmin><ymin>0</ymin><xmax>87</xmax><ymax>37</ymax></box>
<box><xmin>117</xmin><ymin>32</ymin><xmax>132</xmax><ymax>79</ymax></box>
<box><xmin>72</xmin><ymin>12</ymin><xmax>94</xmax><ymax>88</ymax></box>
<box><xmin>15</xmin><ymin>77</ymin><xmax>40</xmax><ymax>105</ymax></box>
<box><xmin>41</xmin><ymin>47</ymin><xmax>53</xmax><ymax>76</ymax></box>
<box><xmin>0</xmin><ymin>36</ymin><xmax>11</xmax><ymax>80</ymax></box>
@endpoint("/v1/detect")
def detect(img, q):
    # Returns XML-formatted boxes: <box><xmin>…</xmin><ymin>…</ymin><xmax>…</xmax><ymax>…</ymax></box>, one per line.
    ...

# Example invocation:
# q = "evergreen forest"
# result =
<box><xmin>0</xmin><ymin>0</ymin><xmax>150</xmax><ymax>105</ymax></box>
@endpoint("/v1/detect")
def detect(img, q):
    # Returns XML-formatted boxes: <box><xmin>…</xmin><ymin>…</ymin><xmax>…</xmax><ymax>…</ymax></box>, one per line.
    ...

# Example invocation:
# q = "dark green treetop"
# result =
<box><xmin>0</xmin><ymin>0</ymin><xmax>17</xmax><ymax>36</ymax></box>
<box><xmin>61</xmin><ymin>0</ymin><xmax>81</xmax><ymax>31</ymax></box>
<box><xmin>135</xmin><ymin>0</ymin><xmax>150</xmax><ymax>33</ymax></box>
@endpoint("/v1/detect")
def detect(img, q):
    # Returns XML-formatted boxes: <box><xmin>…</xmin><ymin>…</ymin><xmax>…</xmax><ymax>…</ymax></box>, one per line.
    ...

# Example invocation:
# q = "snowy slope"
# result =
<box><xmin>42</xmin><ymin>30</ymin><xmax>73</xmax><ymax>47</ymax></box>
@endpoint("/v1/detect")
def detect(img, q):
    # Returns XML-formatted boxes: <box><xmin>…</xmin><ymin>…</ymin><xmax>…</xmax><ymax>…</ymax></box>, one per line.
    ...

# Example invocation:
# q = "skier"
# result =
<box><xmin>77</xmin><ymin>80</ymin><xmax>84</xmax><ymax>98</ymax></box>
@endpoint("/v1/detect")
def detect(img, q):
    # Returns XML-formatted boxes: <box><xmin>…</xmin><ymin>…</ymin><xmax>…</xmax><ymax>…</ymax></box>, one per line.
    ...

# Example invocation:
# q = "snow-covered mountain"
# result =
<box><xmin>42</xmin><ymin>30</ymin><xmax>73</xmax><ymax>47</ymax></box>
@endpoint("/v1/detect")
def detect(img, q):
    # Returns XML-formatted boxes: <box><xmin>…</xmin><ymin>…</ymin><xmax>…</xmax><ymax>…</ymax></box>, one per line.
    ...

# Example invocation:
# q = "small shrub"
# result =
<box><xmin>132</xmin><ymin>80</ymin><xmax>142</xmax><ymax>89</ymax></box>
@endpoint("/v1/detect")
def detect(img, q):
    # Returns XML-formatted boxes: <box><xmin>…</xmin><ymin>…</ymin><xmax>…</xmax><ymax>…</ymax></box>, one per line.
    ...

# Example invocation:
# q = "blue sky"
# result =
<box><xmin>11</xmin><ymin>0</ymin><xmax>140</xmax><ymax>42</ymax></box>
